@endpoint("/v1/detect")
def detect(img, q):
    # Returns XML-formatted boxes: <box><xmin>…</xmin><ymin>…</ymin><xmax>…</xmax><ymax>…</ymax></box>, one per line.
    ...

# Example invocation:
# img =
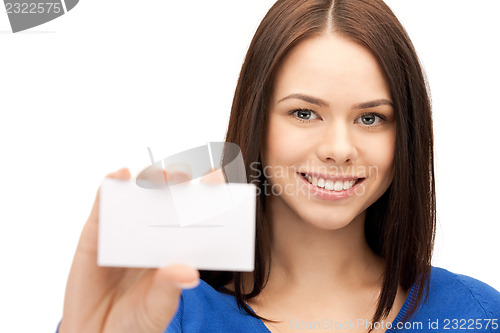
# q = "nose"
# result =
<box><xmin>316</xmin><ymin>121</ymin><xmax>358</xmax><ymax>165</ymax></box>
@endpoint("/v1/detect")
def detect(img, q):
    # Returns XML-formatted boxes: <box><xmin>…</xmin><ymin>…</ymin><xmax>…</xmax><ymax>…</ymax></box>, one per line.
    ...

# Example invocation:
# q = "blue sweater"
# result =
<box><xmin>166</xmin><ymin>266</ymin><xmax>500</xmax><ymax>332</ymax></box>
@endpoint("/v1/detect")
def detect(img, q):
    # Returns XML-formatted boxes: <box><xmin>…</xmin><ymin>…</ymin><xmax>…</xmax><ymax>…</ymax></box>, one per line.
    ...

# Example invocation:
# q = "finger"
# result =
<box><xmin>106</xmin><ymin>167</ymin><xmax>131</xmax><ymax>180</ymax></box>
<box><xmin>200</xmin><ymin>168</ymin><xmax>226</xmax><ymax>184</ymax></box>
<box><xmin>166</xmin><ymin>172</ymin><xmax>192</xmax><ymax>185</ymax></box>
<box><xmin>143</xmin><ymin>264</ymin><xmax>200</xmax><ymax>329</ymax></box>
<box><xmin>88</xmin><ymin>168</ymin><xmax>132</xmax><ymax>223</ymax></box>
<box><xmin>165</xmin><ymin>163</ymin><xmax>192</xmax><ymax>185</ymax></box>
<box><xmin>164</xmin><ymin>264</ymin><xmax>200</xmax><ymax>289</ymax></box>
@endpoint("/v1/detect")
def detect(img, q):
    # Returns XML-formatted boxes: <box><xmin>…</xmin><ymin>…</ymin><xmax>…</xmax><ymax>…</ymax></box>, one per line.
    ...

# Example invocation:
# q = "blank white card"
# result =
<box><xmin>98</xmin><ymin>178</ymin><xmax>256</xmax><ymax>271</ymax></box>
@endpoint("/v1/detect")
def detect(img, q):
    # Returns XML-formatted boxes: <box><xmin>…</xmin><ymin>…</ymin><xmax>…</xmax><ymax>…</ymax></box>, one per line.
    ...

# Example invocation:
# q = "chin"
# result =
<box><xmin>301</xmin><ymin>210</ymin><xmax>364</xmax><ymax>231</ymax></box>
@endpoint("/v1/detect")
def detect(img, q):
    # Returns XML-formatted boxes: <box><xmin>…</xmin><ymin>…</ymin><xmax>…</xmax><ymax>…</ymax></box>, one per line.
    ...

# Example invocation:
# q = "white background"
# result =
<box><xmin>0</xmin><ymin>0</ymin><xmax>498</xmax><ymax>331</ymax></box>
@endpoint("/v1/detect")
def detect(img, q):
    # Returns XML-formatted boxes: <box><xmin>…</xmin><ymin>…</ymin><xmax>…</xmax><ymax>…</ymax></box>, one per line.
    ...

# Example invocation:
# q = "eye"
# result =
<box><xmin>289</xmin><ymin>109</ymin><xmax>320</xmax><ymax>122</ymax></box>
<box><xmin>356</xmin><ymin>113</ymin><xmax>386</xmax><ymax>126</ymax></box>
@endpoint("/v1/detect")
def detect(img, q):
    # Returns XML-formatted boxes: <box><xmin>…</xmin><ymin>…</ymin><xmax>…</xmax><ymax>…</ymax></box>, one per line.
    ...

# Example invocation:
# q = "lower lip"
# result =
<box><xmin>298</xmin><ymin>173</ymin><xmax>366</xmax><ymax>201</ymax></box>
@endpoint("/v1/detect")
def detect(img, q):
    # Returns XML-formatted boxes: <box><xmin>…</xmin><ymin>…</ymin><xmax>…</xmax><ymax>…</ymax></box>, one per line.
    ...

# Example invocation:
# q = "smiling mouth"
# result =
<box><xmin>298</xmin><ymin>172</ymin><xmax>365</xmax><ymax>192</ymax></box>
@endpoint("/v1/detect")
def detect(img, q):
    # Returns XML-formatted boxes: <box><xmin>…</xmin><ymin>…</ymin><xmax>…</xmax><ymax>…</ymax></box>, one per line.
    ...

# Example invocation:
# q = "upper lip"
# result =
<box><xmin>298</xmin><ymin>172</ymin><xmax>364</xmax><ymax>182</ymax></box>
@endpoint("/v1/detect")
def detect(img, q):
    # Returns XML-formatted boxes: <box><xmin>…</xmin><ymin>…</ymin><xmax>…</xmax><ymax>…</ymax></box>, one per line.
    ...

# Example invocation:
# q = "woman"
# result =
<box><xmin>59</xmin><ymin>0</ymin><xmax>500</xmax><ymax>332</ymax></box>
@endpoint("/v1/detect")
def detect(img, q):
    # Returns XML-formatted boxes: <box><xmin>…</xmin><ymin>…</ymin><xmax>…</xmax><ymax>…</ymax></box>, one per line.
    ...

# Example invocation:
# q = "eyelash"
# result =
<box><xmin>288</xmin><ymin>109</ymin><xmax>320</xmax><ymax>123</ymax></box>
<box><xmin>288</xmin><ymin>108</ymin><xmax>387</xmax><ymax>127</ymax></box>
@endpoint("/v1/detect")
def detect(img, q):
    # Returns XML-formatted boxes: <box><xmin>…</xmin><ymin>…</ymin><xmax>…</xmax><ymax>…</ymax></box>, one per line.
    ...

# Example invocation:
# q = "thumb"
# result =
<box><xmin>143</xmin><ymin>264</ymin><xmax>200</xmax><ymax>329</ymax></box>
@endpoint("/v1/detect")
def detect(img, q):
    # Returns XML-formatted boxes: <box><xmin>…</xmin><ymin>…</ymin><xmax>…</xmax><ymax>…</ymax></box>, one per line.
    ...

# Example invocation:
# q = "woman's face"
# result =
<box><xmin>262</xmin><ymin>33</ymin><xmax>396</xmax><ymax>229</ymax></box>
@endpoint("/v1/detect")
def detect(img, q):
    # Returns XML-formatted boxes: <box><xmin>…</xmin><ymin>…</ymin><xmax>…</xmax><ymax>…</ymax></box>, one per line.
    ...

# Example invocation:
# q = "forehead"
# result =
<box><xmin>272</xmin><ymin>33</ymin><xmax>391</xmax><ymax>106</ymax></box>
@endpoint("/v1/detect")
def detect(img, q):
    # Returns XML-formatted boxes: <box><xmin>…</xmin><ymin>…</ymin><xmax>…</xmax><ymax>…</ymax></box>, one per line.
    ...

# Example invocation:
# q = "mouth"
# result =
<box><xmin>298</xmin><ymin>172</ymin><xmax>366</xmax><ymax>192</ymax></box>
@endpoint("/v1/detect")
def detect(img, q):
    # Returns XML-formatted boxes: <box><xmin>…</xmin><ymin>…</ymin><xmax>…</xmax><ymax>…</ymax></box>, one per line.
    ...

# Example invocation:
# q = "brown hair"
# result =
<box><xmin>201</xmin><ymin>0</ymin><xmax>435</xmax><ymax>326</ymax></box>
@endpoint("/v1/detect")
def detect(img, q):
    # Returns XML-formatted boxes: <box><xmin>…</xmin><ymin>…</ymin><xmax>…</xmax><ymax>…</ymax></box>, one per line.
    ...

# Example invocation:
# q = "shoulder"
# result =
<box><xmin>409</xmin><ymin>266</ymin><xmax>500</xmax><ymax>331</ymax></box>
<box><xmin>165</xmin><ymin>279</ymin><xmax>262</xmax><ymax>333</ymax></box>
<box><xmin>428</xmin><ymin>266</ymin><xmax>500</xmax><ymax>313</ymax></box>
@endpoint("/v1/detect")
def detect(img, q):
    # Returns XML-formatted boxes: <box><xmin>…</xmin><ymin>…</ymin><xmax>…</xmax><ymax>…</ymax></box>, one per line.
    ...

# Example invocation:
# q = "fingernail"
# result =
<box><xmin>167</xmin><ymin>172</ymin><xmax>192</xmax><ymax>185</ymax></box>
<box><xmin>175</xmin><ymin>278</ymin><xmax>200</xmax><ymax>289</ymax></box>
<box><xmin>116</xmin><ymin>167</ymin><xmax>129</xmax><ymax>175</ymax></box>
<box><xmin>165</xmin><ymin>163</ymin><xmax>192</xmax><ymax>176</ymax></box>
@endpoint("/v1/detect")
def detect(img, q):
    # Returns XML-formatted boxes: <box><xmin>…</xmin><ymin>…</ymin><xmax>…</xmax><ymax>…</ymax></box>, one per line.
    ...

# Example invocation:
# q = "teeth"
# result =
<box><xmin>325</xmin><ymin>180</ymin><xmax>334</xmax><ymax>190</ymax></box>
<box><xmin>317</xmin><ymin>178</ymin><xmax>325</xmax><ymax>188</ymax></box>
<box><xmin>333</xmin><ymin>181</ymin><xmax>344</xmax><ymax>191</ymax></box>
<box><xmin>343</xmin><ymin>180</ymin><xmax>355</xmax><ymax>190</ymax></box>
<box><xmin>303</xmin><ymin>174</ymin><xmax>358</xmax><ymax>191</ymax></box>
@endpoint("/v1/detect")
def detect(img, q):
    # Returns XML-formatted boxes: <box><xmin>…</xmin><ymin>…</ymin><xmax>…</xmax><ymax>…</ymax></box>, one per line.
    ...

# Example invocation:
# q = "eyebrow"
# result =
<box><xmin>277</xmin><ymin>93</ymin><xmax>329</xmax><ymax>107</ymax></box>
<box><xmin>353</xmin><ymin>99</ymin><xmax>393</xmax><ymax>109</ymax></box>
<box><xmin>277</xmin><ymin>93</ymin><xmax>393</xmax><ymax>109</ymax></box>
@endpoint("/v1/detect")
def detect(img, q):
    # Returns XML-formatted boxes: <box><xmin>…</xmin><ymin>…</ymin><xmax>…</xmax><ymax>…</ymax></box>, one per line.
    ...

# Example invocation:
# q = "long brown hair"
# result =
<box><xmin>201</xmin><ymin>0</ymin><xmax>435</xmax><ymax>326</ymax></box>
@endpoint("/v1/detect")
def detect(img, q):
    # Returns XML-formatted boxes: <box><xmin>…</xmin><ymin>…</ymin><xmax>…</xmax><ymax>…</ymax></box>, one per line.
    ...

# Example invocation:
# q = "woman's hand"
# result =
<box><xmin>59</xmin><ymin>168</ymin><xmax>199</xmax><ymax>333</ymax></box>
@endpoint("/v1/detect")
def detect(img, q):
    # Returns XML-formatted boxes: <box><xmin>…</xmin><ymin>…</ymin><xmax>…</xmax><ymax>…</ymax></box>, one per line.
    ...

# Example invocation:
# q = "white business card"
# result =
<box><xmin>98</xmin><ymin>178</ymin><xmax>256</xmax><ymax>271</ymax></box>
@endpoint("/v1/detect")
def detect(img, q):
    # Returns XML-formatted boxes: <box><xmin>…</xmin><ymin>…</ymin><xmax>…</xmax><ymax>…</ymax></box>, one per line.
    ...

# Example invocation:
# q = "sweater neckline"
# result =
<box><xmin>220</xmin><ymin>279</ymin><xmax>418</xmax><ymax>333</ymax></box>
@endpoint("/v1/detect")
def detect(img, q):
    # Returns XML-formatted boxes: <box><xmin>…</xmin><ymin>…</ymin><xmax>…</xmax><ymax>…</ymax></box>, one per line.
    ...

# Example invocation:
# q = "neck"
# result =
<box><xmin>249</xmin><ymin>195</ymin><xmax>384</xmax><ymax>296</ymax></box>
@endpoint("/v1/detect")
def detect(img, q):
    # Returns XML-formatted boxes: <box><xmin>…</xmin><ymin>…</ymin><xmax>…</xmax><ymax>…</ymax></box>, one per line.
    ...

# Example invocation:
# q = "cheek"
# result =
<box><xmin>362</xmin><ymin>130</ymin><xmax>396</xmax><ymax>181</ymax></box>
